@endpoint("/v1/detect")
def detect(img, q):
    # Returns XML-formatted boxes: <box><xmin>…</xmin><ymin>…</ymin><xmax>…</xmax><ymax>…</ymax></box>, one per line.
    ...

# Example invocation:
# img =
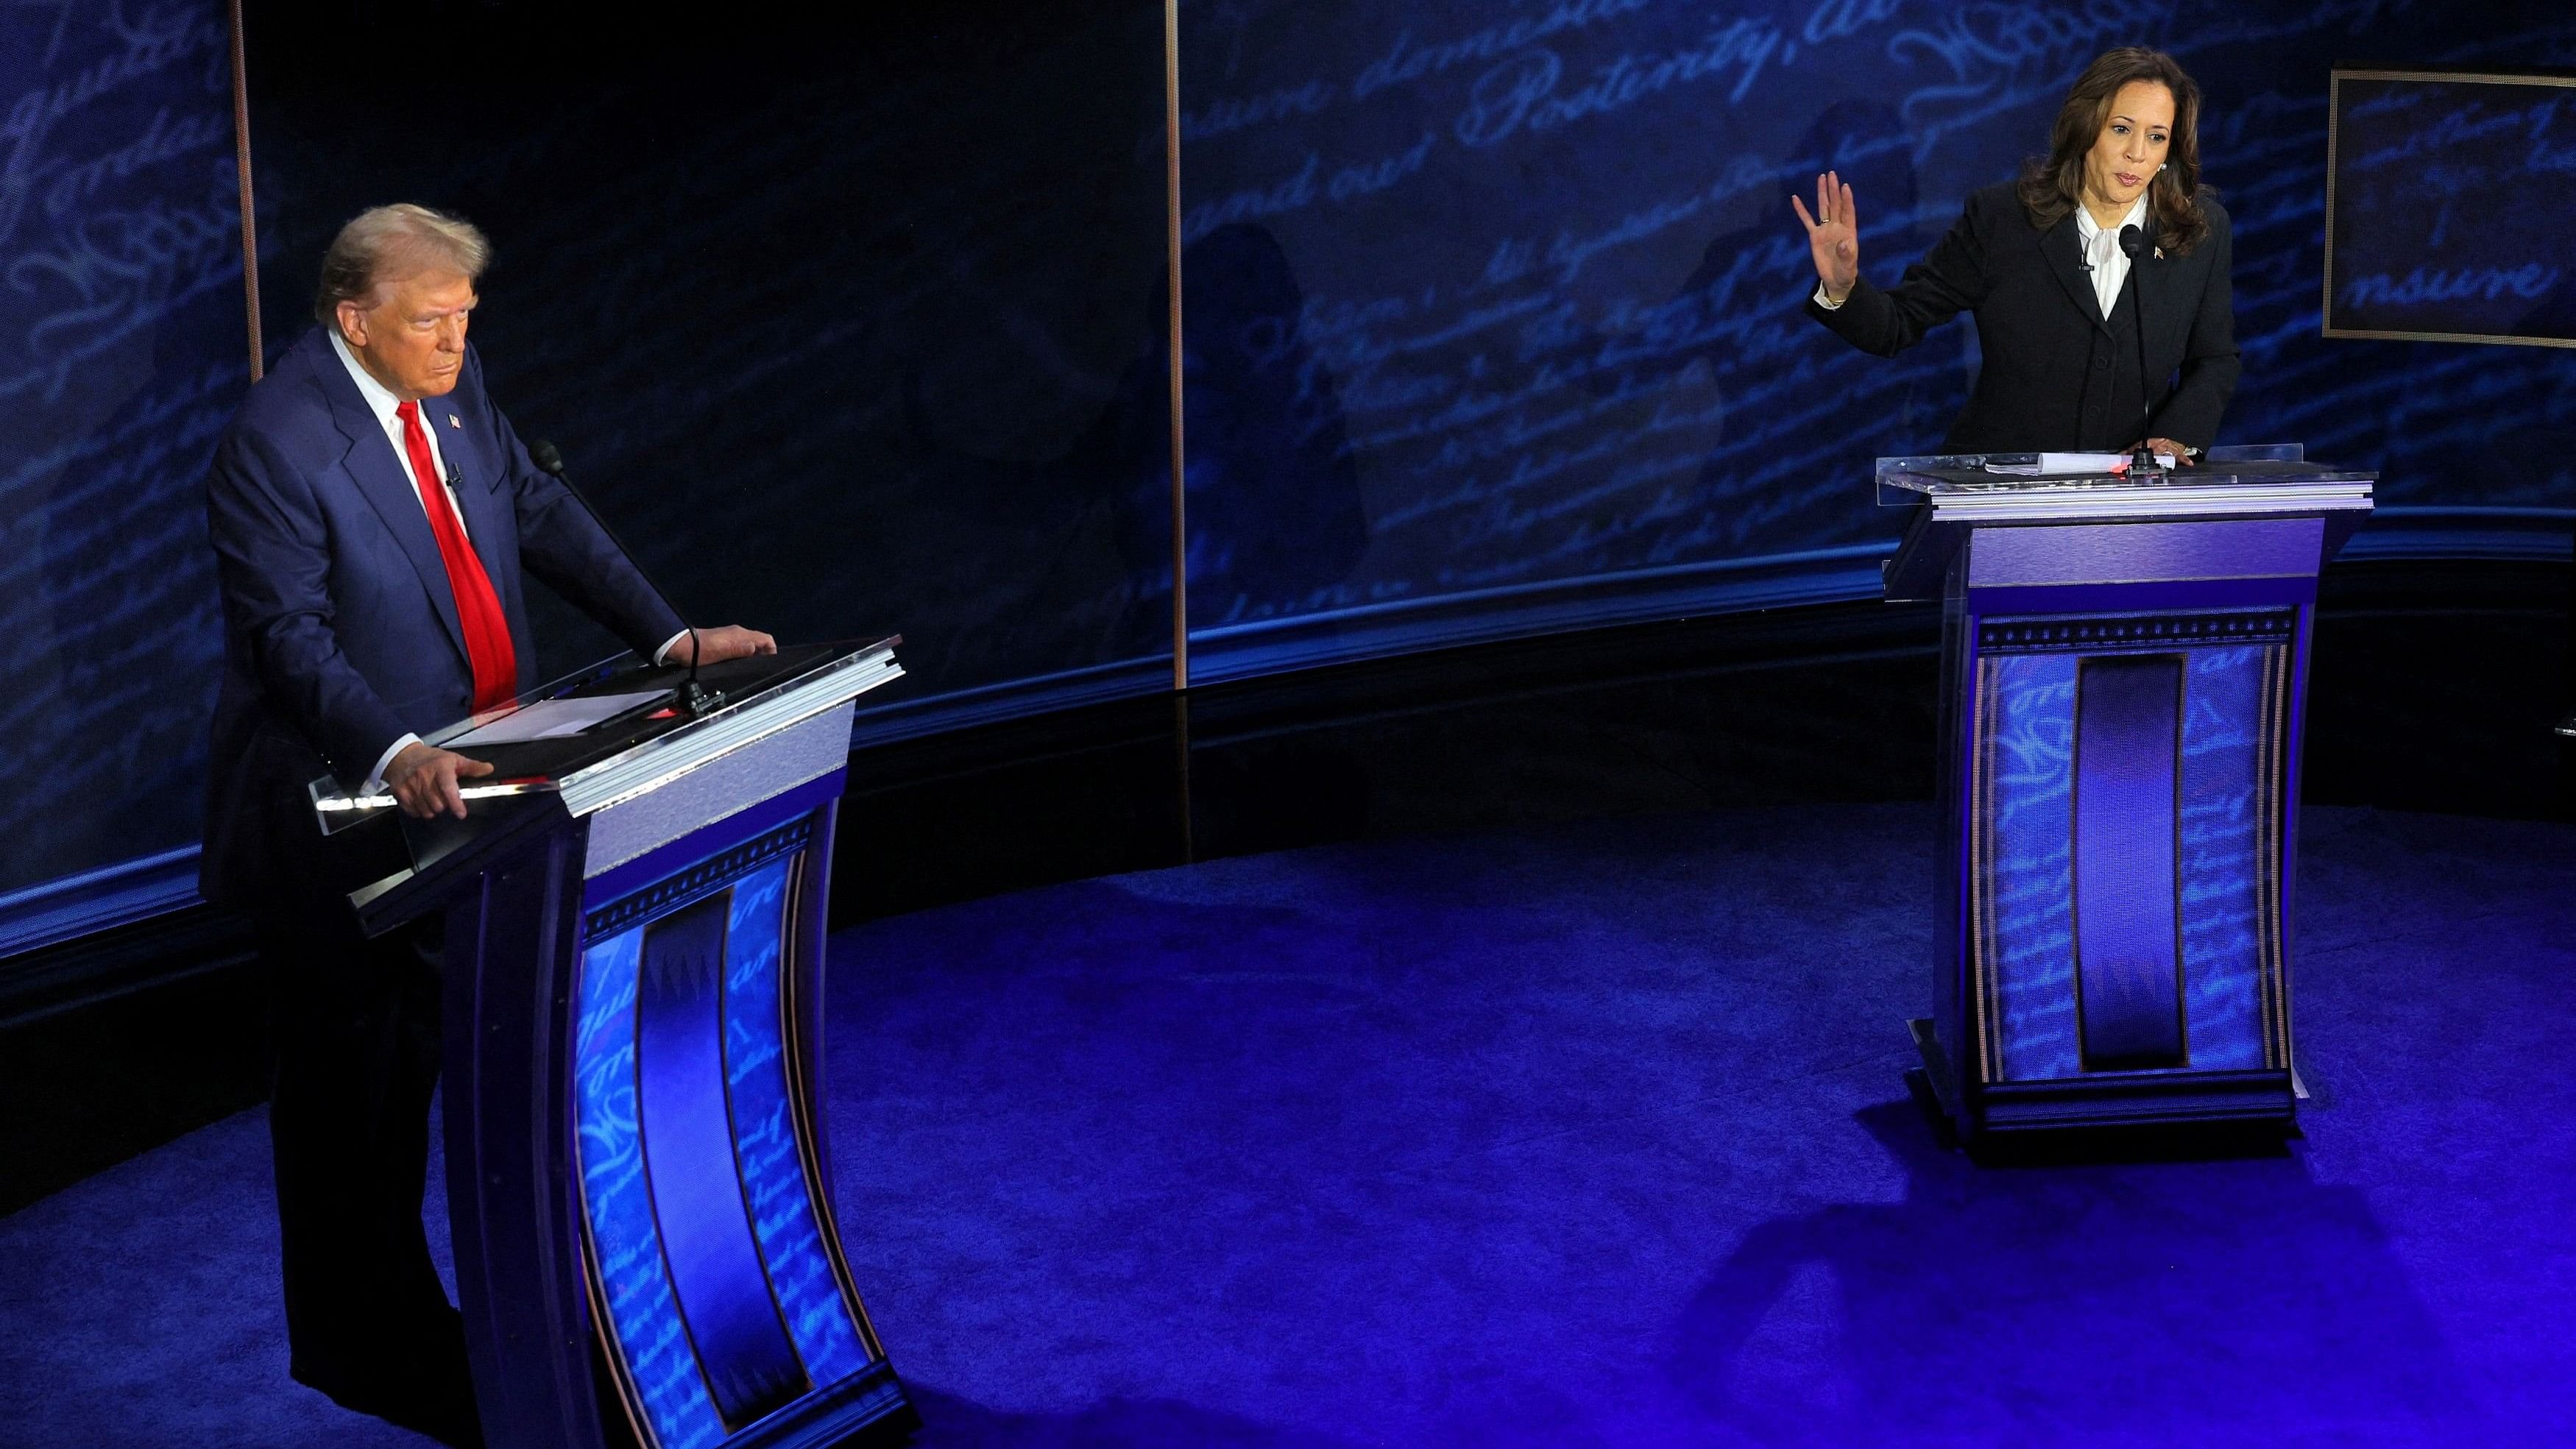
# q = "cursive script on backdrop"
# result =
<box><xmin>2329</xmin><ymin>77</ymin><xmax>2576</xmax><ymax>340</ymax></box>
<box><xmin>1169</xmin><ymin>0</ymin><xmax>2576</xmax><ymax>643</ymax></box>
<box><xmin>0</xmin><ymin>0</ymin><xmax>244</xmax><ymax>898</ymax></box>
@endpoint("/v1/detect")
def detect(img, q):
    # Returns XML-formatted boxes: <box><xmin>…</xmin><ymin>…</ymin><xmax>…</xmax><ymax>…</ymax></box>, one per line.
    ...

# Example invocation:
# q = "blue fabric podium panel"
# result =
<box><xmin>721</xmin><ymin>866</ymin><xmax>874</xmax><ymax>1387</ymax></box>
<box><xmin>2071</xmin><ymin>656</ymin><xmax>2187</xmax><ymax>1071</ymax></box>
<box><xmin>2175</xmin><ymin>648</ymin><xmax>2276</xmax><ymax>1071</ymax></box>
<box><xmin>1975</xmin><ymin>620</ymin><xmax>2290</xmax><ymax>1085</ymax></box>
<box><xmin>1981</xmin><ymin>652</ymin><xmax>2081</xmax><ymax>1081</ymax></box>
<box><xmin>637</xmin><ymin>893</ymin><xmax>811</xmax><ymax>1427</ymax></box>
<box><xmin>573</xmin><ymin>814</ymin><xmax>880</xmax><ymax>1449</ymax></box>
<box><xmin>574</xmin><ymin>928</ymin><xmax>727</xmax><ymax>1446</ymax></box>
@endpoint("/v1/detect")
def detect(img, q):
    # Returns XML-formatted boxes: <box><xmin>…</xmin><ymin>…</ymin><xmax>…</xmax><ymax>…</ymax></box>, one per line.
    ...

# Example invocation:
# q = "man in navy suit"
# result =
<box><xmin>202</xmin><ymin>204</ymin><xmax>772</xmax><ymax>1445</ymax></box>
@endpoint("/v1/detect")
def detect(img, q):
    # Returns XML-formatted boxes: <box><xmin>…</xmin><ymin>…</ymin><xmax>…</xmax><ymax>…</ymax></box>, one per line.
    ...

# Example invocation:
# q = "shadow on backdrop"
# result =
<box><xmin>1607</xmin><ymin>99</ymin><xmax>1969</xmax><ymax>549</ymax></box>
<box><xmin>1139</xmin><ymin>223</ymin><xmax>1370</xmax><ymax>648</ymax></box>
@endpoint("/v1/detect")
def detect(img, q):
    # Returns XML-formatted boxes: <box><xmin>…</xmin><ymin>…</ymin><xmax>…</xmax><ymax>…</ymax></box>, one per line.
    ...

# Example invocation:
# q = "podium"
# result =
<box><xmin>1880</xmin><ymin>447</ymin><xmax>2376</xmax><ymax>1142</ymax></box>
<box><xmin>316</xmin><ymin>640</ymin><xmax>916</xmax><ymax>1449</ymax></box>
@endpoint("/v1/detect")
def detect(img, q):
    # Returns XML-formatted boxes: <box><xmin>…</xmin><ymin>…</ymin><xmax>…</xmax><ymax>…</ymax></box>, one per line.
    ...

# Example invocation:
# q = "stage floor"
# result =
<box><xmin>4</xmin><ymin>804</ymin><xmax>2572</xmax><ymax>1446</ymax></box>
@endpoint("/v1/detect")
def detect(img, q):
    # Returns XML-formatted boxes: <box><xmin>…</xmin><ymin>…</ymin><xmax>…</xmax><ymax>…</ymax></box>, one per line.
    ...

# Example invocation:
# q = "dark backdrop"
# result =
<box><xmin>242</xmin><ymin>0</ymin><xmax>1176</xmax><ymax>712</ymax></box>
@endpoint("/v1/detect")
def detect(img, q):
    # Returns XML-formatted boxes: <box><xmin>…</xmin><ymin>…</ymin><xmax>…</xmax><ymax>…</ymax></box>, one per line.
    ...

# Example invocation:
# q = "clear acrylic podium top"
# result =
<box><xmin>311</xmin><ymin>638</ymin><xmax>902</xmax><ymax>829</ymax></box>
<box><xmin>316</xmin><ymin>637</ymin><xmax>904</xmax><ymax>932</ymax></box>
<box><xmin>1875</xmin><ymin>444</ymin><xmax>2377</xmax><ymax>600</ymax></box>
<box><xmin>1875</xmin><ymin>442</ymin><xmax>2377</xmax><ymax>508</ymax></box>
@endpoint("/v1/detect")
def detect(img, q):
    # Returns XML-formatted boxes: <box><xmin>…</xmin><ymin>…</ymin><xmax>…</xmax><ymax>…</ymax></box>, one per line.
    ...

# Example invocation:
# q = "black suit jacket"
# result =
<box><xmin>1807</xmin><ymin>181</ymin><xmax>2240</xmax><ymax>453</ymax></box>
<box><xmin>200</xmin><ymin>326</ymin><xmax>686</xmax><ymax>913</ymax></box>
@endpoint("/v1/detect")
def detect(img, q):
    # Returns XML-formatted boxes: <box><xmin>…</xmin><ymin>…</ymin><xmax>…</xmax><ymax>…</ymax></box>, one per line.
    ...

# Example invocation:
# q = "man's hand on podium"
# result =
<box><xmin>680</xmin><ymin>626</ymin><xmax>778</xmax><ymax>665</ymax></box>
<box><xmin>385</xmin><ymin>741</ymin><xmax>495</xmax><ymax>820</ymax></box>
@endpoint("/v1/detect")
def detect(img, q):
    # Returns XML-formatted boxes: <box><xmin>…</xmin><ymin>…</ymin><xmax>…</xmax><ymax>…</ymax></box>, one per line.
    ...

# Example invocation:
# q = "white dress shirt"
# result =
<box><xmin>328</xmin><ymin>333</ymin><xmax>689</xmax><ymax>790</ymax></box>
<box><xmin>2073</xmin><ymin>193</ymin><xmax>2149</xmax><ymax>320</ymax></box>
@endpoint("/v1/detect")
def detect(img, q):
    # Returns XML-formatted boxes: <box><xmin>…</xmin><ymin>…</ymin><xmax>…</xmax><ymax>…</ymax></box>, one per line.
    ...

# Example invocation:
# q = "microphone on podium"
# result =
<box><xmin>523</xmin><ymin>439</ymin><xmax>724</xmax><ymax>718</ymax></box>
<box><xmin>2117</xmin><ymin>224</ymin><xmax>2164</xmax><ymax>476</ymax></box>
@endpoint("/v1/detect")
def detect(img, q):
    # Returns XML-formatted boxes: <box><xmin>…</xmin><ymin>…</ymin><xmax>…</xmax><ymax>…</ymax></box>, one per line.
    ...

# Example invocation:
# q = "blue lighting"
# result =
<box><xmin>2178</xmin><ymin>645</ymin><xmax>2278</xmax><ymax>1070</ymax></box>
<box><xmin>1983</xmin><ymin>652</ymin><xmax>2082</xmax><ymax>1082</ymax></box>
<box><xmin>574</xmin><ymin>924</ymin><xmax>729</xmax><ymax>1448</ymax></box>
<box><xmin>723</xmin><ymin>860</ymin><xmax>872</xmax><ymax>1385</ymax></box>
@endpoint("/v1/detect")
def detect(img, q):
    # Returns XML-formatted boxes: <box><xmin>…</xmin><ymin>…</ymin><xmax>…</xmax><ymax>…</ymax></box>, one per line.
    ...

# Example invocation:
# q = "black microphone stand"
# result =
<box><xmin>523</xmin><ymin>439</ymin><xmax>725</xmax><ymax>718</ymax></box>
<box><xmin>2118</xmin><ymin>223</ymin><xmax>2165</xmax><ymax>478</ymax></box>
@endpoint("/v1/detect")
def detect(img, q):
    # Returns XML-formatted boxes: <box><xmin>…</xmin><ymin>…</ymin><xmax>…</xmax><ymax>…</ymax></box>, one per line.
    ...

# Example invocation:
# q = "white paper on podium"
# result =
<box><xmin>1985</xmin><ymin>451</ymin><xmax>2174</xmax><ymax>475</ymax></box>
<box><xmin>448</xmin><ymin>691</ymin><xmax>670</xmax><ymax>745</ymax></box>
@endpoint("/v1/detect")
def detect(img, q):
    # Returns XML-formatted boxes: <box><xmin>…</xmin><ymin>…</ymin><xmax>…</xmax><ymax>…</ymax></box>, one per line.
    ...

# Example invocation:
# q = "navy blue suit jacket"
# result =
<box><xmin>202</xmin><ymin>325</ymin><xmax>684</xmax><ymax>910</ymax></box>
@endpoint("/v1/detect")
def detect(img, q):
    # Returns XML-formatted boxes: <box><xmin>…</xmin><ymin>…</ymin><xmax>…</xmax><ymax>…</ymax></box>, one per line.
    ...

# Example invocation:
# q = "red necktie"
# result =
<box><xmin>395</xmin><ymin>400</ymin><xmax>519</xmax><ymax>712</ymax></box>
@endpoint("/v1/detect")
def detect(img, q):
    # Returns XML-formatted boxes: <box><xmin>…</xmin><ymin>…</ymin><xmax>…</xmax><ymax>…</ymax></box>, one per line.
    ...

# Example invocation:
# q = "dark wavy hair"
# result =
<box><xmin>2017</xmin><ymin>48</ymin><xmax>2213</xmax><ymax>257</ymax></box>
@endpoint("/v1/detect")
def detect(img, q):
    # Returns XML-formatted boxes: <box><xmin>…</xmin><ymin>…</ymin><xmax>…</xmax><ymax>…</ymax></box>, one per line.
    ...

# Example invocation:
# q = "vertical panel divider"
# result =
<box><xmin>1163</xmin><ymin>0</ymin><xmax>1187</xmax><ymax>690</ymax></box>
<box><xmin>227</xmin><ymin>0</ymin><xmax>263</xmax><ymax>381</ymax></box>
<box><xmin>1164</xmin><ymin>0</ymin><xmax>1197</xmax><ymax>863</ymax></box>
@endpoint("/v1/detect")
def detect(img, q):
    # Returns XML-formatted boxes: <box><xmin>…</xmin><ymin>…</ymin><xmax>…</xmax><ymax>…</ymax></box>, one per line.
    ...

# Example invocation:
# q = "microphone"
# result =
<box><xmin>524</xmin><ymin>439</ymin><xmax>724</xmax><ymax>718</ymax></box>
<box><xmin>2117</xmin><ymin>224</ymin><xmax>2164</xmax><ymax>476</ymax></box>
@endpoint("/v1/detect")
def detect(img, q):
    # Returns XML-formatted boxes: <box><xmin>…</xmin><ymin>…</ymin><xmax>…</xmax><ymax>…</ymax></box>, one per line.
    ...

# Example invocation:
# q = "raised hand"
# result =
<box><xmin>1790</xmin><ymin>170</ymin><xmax>1860</xmax><ymax>303</ymax></box>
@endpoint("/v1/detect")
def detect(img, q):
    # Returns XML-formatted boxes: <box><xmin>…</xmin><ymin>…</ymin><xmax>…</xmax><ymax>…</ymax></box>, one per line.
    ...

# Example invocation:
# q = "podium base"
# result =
<box><xmin>710</xmin><ymin>1359</ymin><xmax>918</xmax><ymax>1448</ymax></box>
<box><xmin>1909</xmin><ymin>1017</ymin><xmax>2297</xmax><ymax>1148</ymax></box>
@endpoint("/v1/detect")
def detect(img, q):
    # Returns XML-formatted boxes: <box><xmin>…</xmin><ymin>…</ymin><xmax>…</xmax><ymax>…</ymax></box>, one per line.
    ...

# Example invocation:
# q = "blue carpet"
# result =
<box><xmin>3</xmin><ymin>804</ymin><xmax>2572</xmax><ymax>1446</ymax></box>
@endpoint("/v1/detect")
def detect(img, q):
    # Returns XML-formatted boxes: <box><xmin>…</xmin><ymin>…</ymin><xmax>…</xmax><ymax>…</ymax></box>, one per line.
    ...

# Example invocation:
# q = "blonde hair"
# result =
<box><xmin>312</xmin><ymin>203</ymin><xmax>491</xmax><ymax>324</ymax></box>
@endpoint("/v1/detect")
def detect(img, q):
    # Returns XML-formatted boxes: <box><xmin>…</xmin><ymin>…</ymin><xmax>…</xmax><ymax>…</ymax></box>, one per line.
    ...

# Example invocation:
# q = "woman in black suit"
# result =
<box><xmin>1794</xmin><ymin>47</ymin><xmax>2237</xmax><ymax>462</ymax></box>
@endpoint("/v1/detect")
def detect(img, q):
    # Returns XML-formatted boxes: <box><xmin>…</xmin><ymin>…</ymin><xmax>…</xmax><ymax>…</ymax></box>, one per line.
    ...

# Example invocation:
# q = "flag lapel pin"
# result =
<box><xmin>447</xmin><ymin>413</ymin><xmax>461</xmax><ymax>428</ymax></box>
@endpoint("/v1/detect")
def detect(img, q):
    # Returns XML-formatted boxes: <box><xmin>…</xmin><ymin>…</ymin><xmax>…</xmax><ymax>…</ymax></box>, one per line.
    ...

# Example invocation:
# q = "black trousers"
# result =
<box><xmin>258</xmin><ymin>897</ymin><xmax>466</xmax><ymax>1395</ymax></box>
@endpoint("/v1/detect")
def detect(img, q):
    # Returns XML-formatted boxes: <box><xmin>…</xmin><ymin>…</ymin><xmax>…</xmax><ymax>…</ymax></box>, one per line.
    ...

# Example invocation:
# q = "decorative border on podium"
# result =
<box><xmin>1967</xmin><ymin>608</ymin><xmax>2299</xmax><ymax>1090</ymax></box>
<box><xmin>1978</xmin><ymin>609</ymin><xmax>2299</xmax><ymax>655</ymax></box>
<box><xmin>586</xmin><ymin>818</ymin><xmax>819</xmax><ymax>940</ymax></box>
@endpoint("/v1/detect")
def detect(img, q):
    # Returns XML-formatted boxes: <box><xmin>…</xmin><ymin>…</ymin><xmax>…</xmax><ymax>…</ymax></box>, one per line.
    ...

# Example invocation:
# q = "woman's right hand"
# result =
<box><xmin>1791</xmin><ymin>170</ymin><xmax>1859</xmax><ymax>303</ymax></box>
